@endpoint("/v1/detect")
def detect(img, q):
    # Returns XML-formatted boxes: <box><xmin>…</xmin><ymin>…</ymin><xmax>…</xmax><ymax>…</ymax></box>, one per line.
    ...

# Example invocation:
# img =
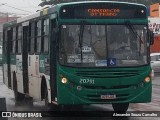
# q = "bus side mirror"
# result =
<box><xmin>149</xmin><ymin>30</ymin><xmax>154</xmax><ymax>45</ymax></box>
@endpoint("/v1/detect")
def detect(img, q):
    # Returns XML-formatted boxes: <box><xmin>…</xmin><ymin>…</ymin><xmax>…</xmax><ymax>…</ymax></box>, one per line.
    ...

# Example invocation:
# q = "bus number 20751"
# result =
<box><xmin>80</xmin><ymin>79</ymin><xmax>95</xmax><ymax>84</ymax></box>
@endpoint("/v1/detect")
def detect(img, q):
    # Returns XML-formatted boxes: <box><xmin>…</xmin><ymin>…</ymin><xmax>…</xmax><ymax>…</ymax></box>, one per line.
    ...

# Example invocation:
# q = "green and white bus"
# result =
<box><xmin>3</xmin><ymin>1</ymin><xmax>154</xmax><ymax>112</ymax></box>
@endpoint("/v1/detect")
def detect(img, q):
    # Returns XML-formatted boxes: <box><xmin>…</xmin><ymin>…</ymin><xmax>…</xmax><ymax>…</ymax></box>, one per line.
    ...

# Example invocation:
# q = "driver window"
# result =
<box><xmin>91</xmin><ymin>25</ymin><xmax>106</xmax><ymax>59</ymax></box>
<box><xmin>109</xmin><ymin>26</ymin><xmax>127</xmax><ymax>50</ymax></box>
<box><xmin>62</xmin><ymin>25</ymin><xmax>75</xmax><ymax>54</ymax></box>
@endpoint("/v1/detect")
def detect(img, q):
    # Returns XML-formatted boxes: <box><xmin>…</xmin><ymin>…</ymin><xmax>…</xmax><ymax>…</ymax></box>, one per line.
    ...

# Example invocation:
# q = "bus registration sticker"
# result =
<box><xmin>101</xmin><ymin>94</ymin><xmax>116</xmax><ymax>99</ymax></box>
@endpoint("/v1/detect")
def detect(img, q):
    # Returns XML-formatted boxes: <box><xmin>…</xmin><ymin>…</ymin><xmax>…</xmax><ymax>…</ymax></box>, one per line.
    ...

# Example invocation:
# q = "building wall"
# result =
<box><xmin>150</xmin><ymin>36</ymin><xmax>160</xmax><ymax>53</ymax></box>
<box><xmin>148</xmin><ymin>17</ymin><xmax>160</xmax><ymax>53</ymax></box>
<box><xmin>148</xmin><ymin>17</ymin><xmax>160</xmax><ymax>35</ymax></box>
<box><xmin>150</xmin><ymin>3</ymin><xmax>159</xmax><ymax>17</ymax></box>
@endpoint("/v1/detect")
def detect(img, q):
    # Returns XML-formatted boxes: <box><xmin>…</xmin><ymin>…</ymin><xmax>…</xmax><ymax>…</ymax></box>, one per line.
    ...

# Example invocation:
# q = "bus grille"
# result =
<box><xmin>75</xmin><ymin>69</ymin><xmax>142</xmax><ymax>78</ymax></box>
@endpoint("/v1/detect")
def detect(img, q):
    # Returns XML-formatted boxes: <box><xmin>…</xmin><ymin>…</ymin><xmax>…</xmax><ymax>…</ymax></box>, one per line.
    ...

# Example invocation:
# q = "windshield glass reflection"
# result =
<box><xmin>59</xmin><ymin>25</ymin><xmax>148</xmax><ymax>67</ymax></box>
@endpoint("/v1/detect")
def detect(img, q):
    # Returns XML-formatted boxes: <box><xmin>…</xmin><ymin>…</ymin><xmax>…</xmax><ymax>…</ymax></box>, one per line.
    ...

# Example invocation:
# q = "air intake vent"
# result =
<box><xmin>75</xmin><ymin>69</ymin><xmax>142</xmax><ymax>78</ymax></box>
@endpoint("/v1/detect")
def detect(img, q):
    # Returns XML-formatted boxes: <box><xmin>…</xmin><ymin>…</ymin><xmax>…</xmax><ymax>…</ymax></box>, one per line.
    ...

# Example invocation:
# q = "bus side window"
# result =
<box><xmin>10</xmin><ymin>28</ymin><xmax>13</xmax><ymax>54</ymax></box>
<box><xmin>35</xmin><ymin>20</ymin><xmax>41</xmax><ymax>53</ymax></box>
<box><xmin>17</xmin><ymin>26</ymin><xmax>22</xmax><ymax>54</ymax></box>
<box><xmin>15</xmin><ymin>27</ymin><xmax>18</xmax><ymax>54</ymax></box>
<box><xmin>28</xmin><ymin>23</ymin><xmax>31</xmax><ymax>53</ymax></box>
<box><xmin>3</xmin><ymin>30</ymin><xmax>7</xmax><ymax>54</ymax></box>
<box><xmin>12</xmin><ymin>27</ymin><xmax>16</xmax><ymax>54</ymax></box>
<box><xmin>41</xmin><ymin>19</ymin><xmax>49</xmax><ymax>53</ymax></box>
<box><xmin>29</xmin><ymin>22</ymin><xmax>35</xmax><ymax>54</ymax></box>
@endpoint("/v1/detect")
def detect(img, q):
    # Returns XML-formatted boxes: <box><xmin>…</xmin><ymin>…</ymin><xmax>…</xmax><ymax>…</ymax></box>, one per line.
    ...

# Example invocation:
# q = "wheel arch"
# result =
<box><xmin>41</xmin><ymin>75</ymin><xmax>51</xmax><ymax>102</ymax></box>
<box><xmin>41</xmin><ymin>76</ymin><xmax>46</xmax><ymax>100</ymax></box>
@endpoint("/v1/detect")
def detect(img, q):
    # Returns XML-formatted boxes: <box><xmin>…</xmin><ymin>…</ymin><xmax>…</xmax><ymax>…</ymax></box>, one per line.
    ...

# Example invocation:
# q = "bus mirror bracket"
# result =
<box><xmin>149</xmin><ymin>30</ymin><xmax>154</xmax><ymax>45</ymax></box>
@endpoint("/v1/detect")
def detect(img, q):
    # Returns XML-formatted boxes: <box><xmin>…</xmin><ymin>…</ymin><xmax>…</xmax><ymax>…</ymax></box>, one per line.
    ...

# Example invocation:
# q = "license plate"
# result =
<box><xmin>101</xmin><ymin>95</ymin><xmax>116</xmax><ymax>99</ymax></box>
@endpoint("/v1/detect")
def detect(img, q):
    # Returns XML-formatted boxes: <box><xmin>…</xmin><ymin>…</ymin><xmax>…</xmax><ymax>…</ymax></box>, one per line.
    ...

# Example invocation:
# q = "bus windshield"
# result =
<box><xmin>59</xmin><ymin>24</ymin><xmax>148</xmax><ymax>67</ymax></box>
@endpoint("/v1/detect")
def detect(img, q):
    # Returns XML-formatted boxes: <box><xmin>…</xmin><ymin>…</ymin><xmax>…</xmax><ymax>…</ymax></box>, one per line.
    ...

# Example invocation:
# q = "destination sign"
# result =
<box><xmin>60</xmin><ymin>3</ymin><xmax>146</xmax><ymax>19</ymax></box>
<box><xmin>87</xmin><ymin>8</ymin><xmax>120</xmax><ymax>17</ymax></box>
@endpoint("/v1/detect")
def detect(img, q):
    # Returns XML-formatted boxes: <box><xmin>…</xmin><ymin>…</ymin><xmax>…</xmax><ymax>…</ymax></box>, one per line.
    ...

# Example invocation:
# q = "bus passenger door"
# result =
<box><xmin>5</xmin><ymin>28</ymin><xmax>12</xmax><ymax>88</ymax></box>
<box><xmin>50</xmin><ymin>18</ymin><xmax>57</xmax><ymax>101</ymax></box>
<box><xmin>22</xmin><ymin>23</ymin><xmax>29</xmax><ymax>94</ymax></box>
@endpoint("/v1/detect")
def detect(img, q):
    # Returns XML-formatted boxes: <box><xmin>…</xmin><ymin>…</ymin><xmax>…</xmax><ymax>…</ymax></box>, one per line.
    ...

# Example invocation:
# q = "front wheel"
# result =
<box><xmin>14</xmin><ymin>91</ymin><xmax>25</xmax><ymax>106</ymax></box>
<box><xmin>112</xmin><ymin>103</ymin><xmax>129</xmax><ymax>113</ymax></box>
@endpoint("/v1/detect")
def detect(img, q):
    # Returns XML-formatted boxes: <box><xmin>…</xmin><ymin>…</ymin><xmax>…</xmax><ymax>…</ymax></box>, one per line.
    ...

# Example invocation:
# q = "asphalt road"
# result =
<box><xmin>0</xmin><ymin>67</ymin><xmax>160</xmax><ymax>120</ymax></box>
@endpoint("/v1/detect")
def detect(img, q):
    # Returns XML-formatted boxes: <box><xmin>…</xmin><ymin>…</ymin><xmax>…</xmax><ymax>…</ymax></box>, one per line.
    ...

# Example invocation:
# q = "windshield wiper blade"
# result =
<box><xmin>79</xmin><ymin>23</ymin><xmax>84</xmax><ymax>62</ymax></box>
<box><xmin>125</xmin><ymin>22</ymin><xmax>142</xmax><ymax>56</ymax></box>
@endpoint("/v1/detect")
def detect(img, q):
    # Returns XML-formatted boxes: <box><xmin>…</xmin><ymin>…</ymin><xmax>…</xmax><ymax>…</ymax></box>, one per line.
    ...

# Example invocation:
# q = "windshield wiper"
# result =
<box><xmin>125</xmin><ymin>21</ymin><xmax>142</xmax><ymax>56</ymax></box>
<box><xmin>79</xmin><ymin>23</ymin><xmax>84</xmax><ymax>62</ymax></box>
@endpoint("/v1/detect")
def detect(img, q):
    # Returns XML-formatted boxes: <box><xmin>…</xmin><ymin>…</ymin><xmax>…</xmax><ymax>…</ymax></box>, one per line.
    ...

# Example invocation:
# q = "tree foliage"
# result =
<box><xmin>39</xmin><ymin>0</ymin><xmax>159</xmax><ymax>7</ymax></box>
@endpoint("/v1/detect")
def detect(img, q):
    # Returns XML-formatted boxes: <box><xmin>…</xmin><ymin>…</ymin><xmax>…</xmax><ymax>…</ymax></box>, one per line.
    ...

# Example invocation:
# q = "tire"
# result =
<box><xmin>13</xmin><ymin>72</ymin><xmax>25</xmax><ymax>102</ymax></box>
<box><xmin>14</xmin><ymin>91</ymin><xmax>25</xmax><ymax>106</ymax></box>
<box><xmin>13</xmin><ymin>72</ymin><xmax>33</xmax><ymax>106</ymax></box>
<box><xmin>14</xmin><ymin>91</ymin><xmax>25</xmax><ymax>101</ymax></box>
<box><xmin>24</xmin><ymin>96</ymin><xmax>33</xmax><ymax>107</ymax></box>
<box><xmin>112</xmin><ymin>103</ymin><xmax>129</xmax><ymax>113</ymax></box>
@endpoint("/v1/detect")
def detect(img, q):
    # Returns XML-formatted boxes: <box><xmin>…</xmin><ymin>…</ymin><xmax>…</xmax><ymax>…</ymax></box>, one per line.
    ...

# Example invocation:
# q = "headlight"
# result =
<box><xmin>61</xmin><ymin>77</ymin><xmax>68</xmax><ymax>84</ymax></box>
<box><xmin>144</xmin><ymin>77</ymin><xmax>151</xmax><ymax>83</ymax></box>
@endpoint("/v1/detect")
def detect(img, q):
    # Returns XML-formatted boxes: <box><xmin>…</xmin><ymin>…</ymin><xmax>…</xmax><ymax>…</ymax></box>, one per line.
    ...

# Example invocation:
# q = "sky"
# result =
<box><xmin>0</xmin><ymin>0</ymin><xmax>42</xmax><ymax>16</ymax></box>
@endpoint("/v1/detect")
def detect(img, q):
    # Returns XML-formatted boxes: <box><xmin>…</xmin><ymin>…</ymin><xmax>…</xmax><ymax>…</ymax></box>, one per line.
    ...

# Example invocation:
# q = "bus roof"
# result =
<box><xmin>3</xmin><ymin>1</ymin><xmax>146</xmax><ymax>28</ymax></box>
<box><xmin>56</xmin><ymin>1</ymin><xmax>145</xmax><ymax>7</ymax></box>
